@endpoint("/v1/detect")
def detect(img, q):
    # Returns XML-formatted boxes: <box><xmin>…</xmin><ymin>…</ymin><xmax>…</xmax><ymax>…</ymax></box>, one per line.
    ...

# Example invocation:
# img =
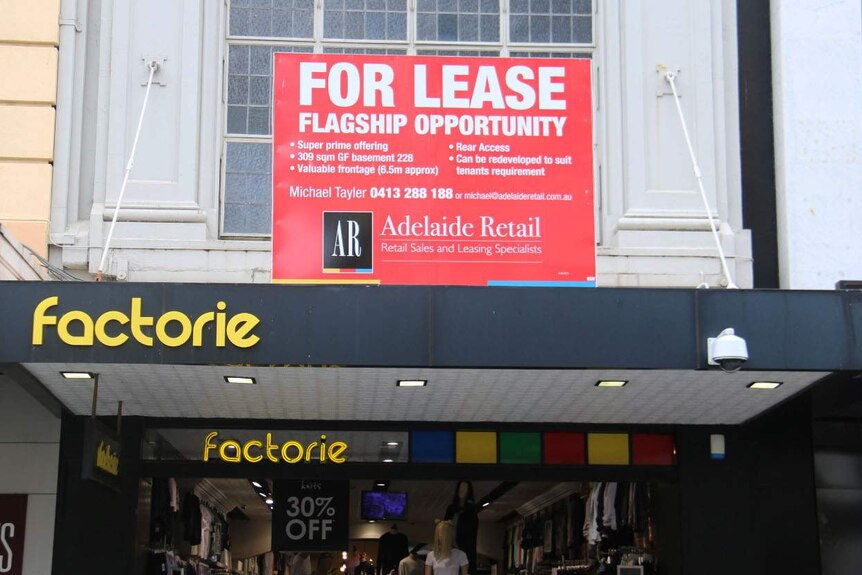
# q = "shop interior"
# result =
<box><xmin>138</xmin><ymin>477</ymin><xmax>679</xmax><ymax>575</ymax></box>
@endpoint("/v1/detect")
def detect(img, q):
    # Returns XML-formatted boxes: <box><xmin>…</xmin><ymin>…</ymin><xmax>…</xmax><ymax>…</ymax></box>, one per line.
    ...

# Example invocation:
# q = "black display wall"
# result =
<box><xmin>51</xmin><ymin>413</ymin><xmax>144</xmax><ymax>575</ymax></box>
<box><xmin>676</xmin><ymin>394</ymin><xmax>820</xmax><ymax>574</ymax></box>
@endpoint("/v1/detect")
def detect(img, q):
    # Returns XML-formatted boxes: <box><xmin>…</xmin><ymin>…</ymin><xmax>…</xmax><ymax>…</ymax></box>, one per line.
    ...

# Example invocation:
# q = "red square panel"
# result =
<box><xmin>631</xmin><ymin>434</ymin><xmax>676</xmax><ymax>466</ymax></box>
<box><xmin>543</xmin><ymin>432</ymin><xmax>586</xmax><ymax>464</ymax></box>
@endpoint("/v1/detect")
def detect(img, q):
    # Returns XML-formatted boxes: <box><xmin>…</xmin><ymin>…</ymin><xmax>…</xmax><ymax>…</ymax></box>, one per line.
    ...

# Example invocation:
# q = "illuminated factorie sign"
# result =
<box><xmin>31</xmin><ymin>296</ymin><xmax>261</xmax><ymax>348</ymax></box>
<box><xmin>204</xmin><ymin>432</ymin><xmax>349</xmax><ymax>464</ymax></box>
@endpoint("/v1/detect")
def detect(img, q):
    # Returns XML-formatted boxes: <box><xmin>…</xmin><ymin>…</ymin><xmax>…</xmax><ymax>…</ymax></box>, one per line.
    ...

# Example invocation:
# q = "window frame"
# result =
<box><xmin>219</xmin><ymin>0</ymin><xmax>598</xmax><ymax>239</ymax></box>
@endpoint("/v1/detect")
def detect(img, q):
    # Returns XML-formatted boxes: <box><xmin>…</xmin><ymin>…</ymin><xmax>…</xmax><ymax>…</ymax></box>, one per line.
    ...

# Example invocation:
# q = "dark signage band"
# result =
<box><xmin>1</xmin><ymin>281</ymin><xmax>860</xmax><ymax>370</ymax></box>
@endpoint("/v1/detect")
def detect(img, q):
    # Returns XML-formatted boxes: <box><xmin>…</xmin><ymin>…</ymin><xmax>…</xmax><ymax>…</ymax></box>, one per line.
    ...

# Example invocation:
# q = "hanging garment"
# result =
<box><xmin>582</xmin><ymin>484</ymin><xmax>600</xmax><ymax>544</ymax></box>
<box><xmin>264</xmin><ymin>552</ymin><xmax>274</xmax><ymax>575</ymax></box>
<box><xmin>199</xmin><ymin>505</ymin><xmax>213</xmax><ymax>561</ymax></box>
<box><xmin>291</xmin><ymin>553</ymin><xmax>312</xmax><ymax>575</ymax></box>
<box><xmin>182</xmin><ymin>492</ymin><xmax>202</xmax><ymax>545</ymax></box>
<box><xmin>169</xmin><ymin>478</ymin><xmax>180</xmax><ymax>512</ymax></box>
<box><xmin>601</xmin><ymin>483</ymin><xmax>618</xmax><ymax>532</ymax></box>
<box><xmin>151</xmin><ymin>478</ymin><xmax>174</xmax><ymax>544</ymax></box>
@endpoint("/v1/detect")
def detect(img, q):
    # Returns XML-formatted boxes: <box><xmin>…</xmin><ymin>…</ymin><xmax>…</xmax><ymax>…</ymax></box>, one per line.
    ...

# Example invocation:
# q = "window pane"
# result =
<box><xmin>509</xmin><ymin>51</ymin><xmax>591</xmax><ymax>58</ymax></box>
<box><xmin>226</xmin><ymin>44</ymin><xmax>312</xmax><ymax>136</ymax></box>
<box><xmin>509</xmin><ymin>0</ymin><xmax>592</xmax><ymax>44</ymax></box>
<box><xmin>323</xmin><ymin>47</ymin><xmax>408</xmax><ymax>55</ymax></box>
<box><xmin>416</xmin><ymin>49</ymin><xmax>500</xmax><ymax>57</ymax></box>
<box><xmin>224</xmin><ymin>142</ymin><xmax>272</xmax><ymax>235</ymax></box>
<box><xmin>323</xmin><ymin>0</ymin><xmax>408</xmax><ymax>40</ymax></box>
<box><xmin>417</xmin><ymin>0</ymin><xmax>499</xmax><ymax>42</ymax></box>
<box><xmin>229</xmin><ymin>2</ymin><xmax>314</xmax><ymax>39</ymax></box>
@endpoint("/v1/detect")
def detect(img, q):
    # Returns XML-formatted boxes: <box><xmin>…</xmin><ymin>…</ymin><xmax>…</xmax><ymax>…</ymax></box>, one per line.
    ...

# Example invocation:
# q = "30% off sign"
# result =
<box><xmin>284</xmin><ymin>496</ymin><xmax>336</xmax><ymax>541</ymax></box>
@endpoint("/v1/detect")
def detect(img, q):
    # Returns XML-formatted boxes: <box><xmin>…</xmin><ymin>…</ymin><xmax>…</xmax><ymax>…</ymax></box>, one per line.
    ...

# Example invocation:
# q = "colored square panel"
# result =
<box><xmin>543</xmin><ymin>432</ymin><xmax>586</xmax><ymax>464</ymax></box>
<box><xmin>587</xmin><ymin>433</ymin><xmax>630</xmax><ymax>465</ymax></box>
<box><xmin>500</xmin><ymin>432</ymin><xmax>541</xmax><ymax>464</ymax></box>
<box><xmin>411</xmin><ymin>431</ymin><xmax>454</xmax><ymax>463</ymax></box>
<box><xmin>631</xmin><ymin>434</ymin><xmax>676</xmax><ymax>466</ymax></box>
<box><xmin>456</xmin><ymin>431</ymin><xmax>497</xmax><ymax>464</ymax></box>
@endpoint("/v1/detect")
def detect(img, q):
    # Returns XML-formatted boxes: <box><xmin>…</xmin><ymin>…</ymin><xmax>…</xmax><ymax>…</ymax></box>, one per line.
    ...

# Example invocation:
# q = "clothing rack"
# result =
<box><xmin>599</xmin><ymin>547</ymin><xmax>650</xmax><ymax>557</ymax></box>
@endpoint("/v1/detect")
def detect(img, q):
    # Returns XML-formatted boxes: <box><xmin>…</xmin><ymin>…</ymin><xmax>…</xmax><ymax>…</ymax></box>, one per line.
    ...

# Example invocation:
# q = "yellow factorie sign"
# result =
<box><xmin>31</xmin><ymin>296</ymin><xmax>261</xmax><ymax>348</ymax></box>
<box><xmin>204</xmin><ymin>432</ymin><xmax>349</xmax><ymax>464</ymax></box>
<box><xmin>96</xmin><ymin>440</ymin><xmax>120</xmax><ymax>476</ymax></box>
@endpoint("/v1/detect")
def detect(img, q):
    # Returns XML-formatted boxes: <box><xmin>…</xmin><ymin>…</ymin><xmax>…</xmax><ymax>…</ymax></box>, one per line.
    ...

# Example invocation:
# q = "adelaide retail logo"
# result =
<box><xmin>322</xmin><ymin>212</ymin><xmax>373</xmax><ymax>273</ymax></box>
<box><xmin>31</xmin><ymin>297</ymin><xmax>261</xmax><ymax>349</ymax></box>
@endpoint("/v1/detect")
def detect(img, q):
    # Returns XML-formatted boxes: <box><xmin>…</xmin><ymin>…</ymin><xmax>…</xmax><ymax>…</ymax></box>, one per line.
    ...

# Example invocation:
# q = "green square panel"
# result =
<box><xmin>500</xmin><ymin>432</ymin><xmax>541</xmax><ymax>464</ymax></box>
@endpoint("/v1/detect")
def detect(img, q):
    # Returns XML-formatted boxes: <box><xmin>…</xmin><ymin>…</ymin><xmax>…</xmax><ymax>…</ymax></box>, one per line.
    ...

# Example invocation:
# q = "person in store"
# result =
<box><xmin>443</xmin><ymin>481</ymin><xmax>478</xmax><ymax>574</ymax></box>
<box><xmin>398</xmin><ymin>544</ymin><xmax>426</xmax><ymax>575</ymax></box>
<box><xmin>424</xmin><ymin>521</ymin><xmax>469</xmax><ymax>575</ymax></box>
<box><xmin>355</xmin><ymin>552</ymin><xmax>375</xmax><ymax>575</ymax></box>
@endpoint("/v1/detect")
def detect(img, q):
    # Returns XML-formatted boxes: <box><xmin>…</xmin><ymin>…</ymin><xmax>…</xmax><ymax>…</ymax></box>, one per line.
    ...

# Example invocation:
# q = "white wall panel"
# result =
<box><xmin>104</xmin><ymin>0</ymin><xmax>203</xmax><ymax>214</ymax></box>
<box><xmin>21</xmin><ymin>494</ymin><xmax>57</xmax><ymax>575</ymax></box>
<box><xmin>772</xmin><ymin>0</ymin><xmax>862</xmax><ymax>289</ymax></box>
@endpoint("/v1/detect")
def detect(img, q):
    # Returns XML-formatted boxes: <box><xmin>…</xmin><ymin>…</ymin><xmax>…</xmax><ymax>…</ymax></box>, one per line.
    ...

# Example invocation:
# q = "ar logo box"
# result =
<box><xmin>322</xmin><ymin>212</ymin><xmax>373</xmax><ymax>273</ymax></box>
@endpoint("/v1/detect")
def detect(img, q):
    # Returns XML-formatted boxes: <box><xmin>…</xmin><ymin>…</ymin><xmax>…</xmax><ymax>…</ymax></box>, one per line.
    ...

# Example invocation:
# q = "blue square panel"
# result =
<box><xmin>411</xmin><ymin>431</ymin><xmax>454</xmax><ymax>463</ymax></box>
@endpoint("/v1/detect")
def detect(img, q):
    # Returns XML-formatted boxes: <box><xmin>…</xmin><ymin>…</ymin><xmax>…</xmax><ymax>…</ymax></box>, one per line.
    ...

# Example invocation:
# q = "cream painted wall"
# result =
<box><xmin>0</xmin><ymin>8</ymin><xmax>61</xmax><ymax>575</ymax></box>
<box><xmin>0</xmin><ymin>0</ymin><xmax>59</xmax><ymax>257</ymax></box>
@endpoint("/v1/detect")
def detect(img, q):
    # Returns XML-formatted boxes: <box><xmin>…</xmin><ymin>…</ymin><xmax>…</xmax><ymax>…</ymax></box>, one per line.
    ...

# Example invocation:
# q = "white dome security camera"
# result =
<box><xmin>707</xmin><ymin>328</ymin><xmax>749</xmax><ymax>372</ymax></box>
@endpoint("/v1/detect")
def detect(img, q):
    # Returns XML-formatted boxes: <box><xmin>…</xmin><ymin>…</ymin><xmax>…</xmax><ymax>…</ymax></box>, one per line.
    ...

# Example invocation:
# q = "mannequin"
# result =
<box><xmin>378</xmin><ymin>523</ymin><xmax>409</xmax><ymax>575</ymax></box>
<box><xmin>398</xmin><ymin>545</ymin><xmax>425</xmax><ymax>575</ymax></box>
<box><xmin>444</xmin><ymin>481</ymin><xmax>478</xmax><ymax>575</ymax></box>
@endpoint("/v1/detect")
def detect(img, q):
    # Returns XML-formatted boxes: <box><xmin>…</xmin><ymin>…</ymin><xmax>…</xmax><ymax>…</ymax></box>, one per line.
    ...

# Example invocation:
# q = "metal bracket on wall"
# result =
<box><xmin>141</xmin><ymin>56</ymin><xmax>168</xmax><ymax>86</ymax></box>
<box><xmin>59</xmin><ymin>18</ymin><xmax>82</xmax><ymax>32</ymax></box>
<box><xmin>656</xmin><ymin>65</ymin><xmax>681</xmax><ymax>98</ymax></box>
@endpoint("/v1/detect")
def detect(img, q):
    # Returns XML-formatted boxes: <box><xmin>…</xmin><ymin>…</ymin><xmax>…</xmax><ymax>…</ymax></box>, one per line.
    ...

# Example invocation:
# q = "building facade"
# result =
<box><xmin>0</xmin><ymin>1</ymin><xmax>861</xmax><ymax>575</ymax></box>
<box><xmin>47</xmin><ymin>0</ymin><xmax>752</xmax><ymax>287</ymax></box>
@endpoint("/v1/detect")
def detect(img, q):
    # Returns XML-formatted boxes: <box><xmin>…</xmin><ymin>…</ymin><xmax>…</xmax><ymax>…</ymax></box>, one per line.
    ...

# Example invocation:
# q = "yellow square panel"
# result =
<box><xmin>587</xmin><ymin>433</ymin><xmax>630</xmax><ymax>465</ymax></box>
<box><xmin>456</xmin><ymin>431</ymin><xmax>497</xmax><ymax>464</ymax></box>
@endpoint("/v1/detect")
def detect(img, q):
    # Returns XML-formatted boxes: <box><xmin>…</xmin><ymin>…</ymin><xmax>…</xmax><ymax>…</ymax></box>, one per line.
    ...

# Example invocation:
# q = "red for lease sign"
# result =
<box><xmin>272</xmin><ymin>54</ymin><xmax>595</xmax><ymax>287</ymax></box>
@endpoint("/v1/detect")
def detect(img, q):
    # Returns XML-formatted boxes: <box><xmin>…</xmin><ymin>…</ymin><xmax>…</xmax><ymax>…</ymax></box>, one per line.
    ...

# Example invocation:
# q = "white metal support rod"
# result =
<box><xmin>96</xmin><ymin>60</ymin><xmax>159</xmax><ymax>280</ymax></box>
<box><xmin>664</xmin><ymin>72</ymin><xmax>738</xmax><ymax>289</ymax></box>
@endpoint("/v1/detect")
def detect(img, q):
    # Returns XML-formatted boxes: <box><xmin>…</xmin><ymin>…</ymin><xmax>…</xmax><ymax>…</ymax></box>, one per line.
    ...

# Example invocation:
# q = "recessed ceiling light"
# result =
<box><xmin>258</xmin><ymin>492</ymin><xmax>268</xmax><ymax>498</ymax></box>
<box><xmin>61</xmin><ymin>371</ymin><xmax>95</xmax><ymax>380</ymax></box>
<box><xmin>369</xmin><ymin>520</ymin><xmax>376</xmax><ymax>523</ymax></box>
<box><xmin>384</xmin><ymin>442</ymin><xmax>400</xmax><ymax>447</ymax></box>
<box><xmin>225</xmin><ymin>376</ymin><xmax>256</xmax><ymax>385</ymax></box>
<box><xmin>265</xmin><ymin>498</ymin><xmax>274</xmax><ymax>505</ymax></box>
<box><xmin>595</xmin><ymin>380</ymin><xmax>628</xmax><ymax>388</ymax></box>
<box><xmin>382</xmin><ymin>458</ymin><xmax>394</xmax><ymax>463</ymax></box>
<box><xmin>376</xmin><ymin>482</ymin><xmax>386</xmax><ymax>487</ymax></box>
<box><xmin>397</xmin><ymin>379</ymin><xmax>427</xmax><ymax>387</ymax></box>
<box><xmin>481</xmin><ymin>502</ymin><xmax>490</xmax><ymax>508</ymax></box>
<box><xmin>251</xmin><ymin>481</ymin><xmax>263</xmax><ymax>488</ymax></box>
<box><xmin>748</xmin><ymin>381</ymin><xmax>782</xmax><ymax>390</ymax></box>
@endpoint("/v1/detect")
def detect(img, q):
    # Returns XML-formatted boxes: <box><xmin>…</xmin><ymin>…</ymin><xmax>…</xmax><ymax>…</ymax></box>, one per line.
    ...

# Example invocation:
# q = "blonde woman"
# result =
<box><xmin>424</xmin><ymin>521</ymin><xmax>469</xmax><ymax>575</ymax></box>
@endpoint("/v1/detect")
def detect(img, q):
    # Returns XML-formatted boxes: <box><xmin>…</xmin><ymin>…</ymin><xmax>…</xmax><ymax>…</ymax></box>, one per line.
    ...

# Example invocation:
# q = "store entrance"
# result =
<box><xmin>139</xmin><ymin>478</ymin><xmax>679</xmax><ymax>575</ymax></box>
